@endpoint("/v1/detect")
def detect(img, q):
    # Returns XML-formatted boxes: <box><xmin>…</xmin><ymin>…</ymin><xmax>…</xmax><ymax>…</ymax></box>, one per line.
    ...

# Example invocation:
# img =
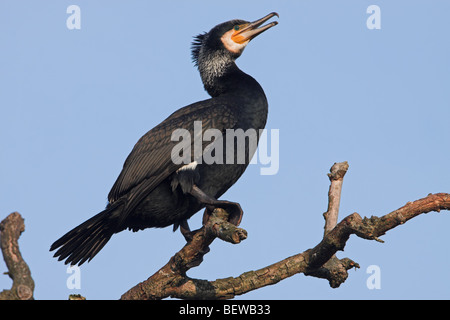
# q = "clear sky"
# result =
<box><xmin>1</xmin><ymin>1</ymin><xmax>449</xmax><ymax>300</ymax></box>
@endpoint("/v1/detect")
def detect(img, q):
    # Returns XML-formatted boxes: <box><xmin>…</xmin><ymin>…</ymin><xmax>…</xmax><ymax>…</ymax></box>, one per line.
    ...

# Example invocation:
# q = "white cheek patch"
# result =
<box><xmin>221</xmin><ymin>29</ymin><xmax>248</xmax><ymax>54</ymax></box>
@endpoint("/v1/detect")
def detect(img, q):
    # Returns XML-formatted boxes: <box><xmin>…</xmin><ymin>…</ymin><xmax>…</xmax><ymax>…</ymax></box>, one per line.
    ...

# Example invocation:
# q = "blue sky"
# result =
<box><xmin>1</xmin><ymin>1</ymin><xmax>449</xmax><ymax>300</ymax></box>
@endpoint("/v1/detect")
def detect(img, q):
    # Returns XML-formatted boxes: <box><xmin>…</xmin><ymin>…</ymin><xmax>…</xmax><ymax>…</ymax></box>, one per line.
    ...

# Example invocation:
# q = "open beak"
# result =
<box><xmin>232</xmin><ymin>12</ymin><xmax>279</xmax><ymax>44</ymax></box>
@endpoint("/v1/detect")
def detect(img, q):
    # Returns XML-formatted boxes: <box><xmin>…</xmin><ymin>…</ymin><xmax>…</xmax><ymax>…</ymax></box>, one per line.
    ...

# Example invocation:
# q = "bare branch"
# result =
<box><xmin>121</xmin><ymin>208</ymin><xmax>244</xmax><ymax>300</ymax></box>
<box><xmin>208</xmin><ymin>193</ymin><xmax>450</xmax><ymax>297</ymax></box>
<box><xmin>0</xmin><ymin>212</ymin><xmax>34</xmax><ymax>300</ymax></box>
<box><xmin>121</xmin><ymin>161</ymin><xmax>450</xmax><ymax>300</ymax></box>
<box><xmin>1</xmin><ymin>163</ymin><xmax>446</xmax><ymax>300</ymax></box>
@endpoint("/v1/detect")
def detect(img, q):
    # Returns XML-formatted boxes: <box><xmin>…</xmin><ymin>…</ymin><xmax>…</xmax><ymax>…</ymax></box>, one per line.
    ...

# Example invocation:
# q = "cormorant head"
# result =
<box><xmin>191</xmin><ymin>12</ymin><xmax>278</xmax><ymax>97</ymax></box>
<box><xmin>192</xmin><ymin>12</ymin><xmax>279</xmax><ymax>67</ymax></box>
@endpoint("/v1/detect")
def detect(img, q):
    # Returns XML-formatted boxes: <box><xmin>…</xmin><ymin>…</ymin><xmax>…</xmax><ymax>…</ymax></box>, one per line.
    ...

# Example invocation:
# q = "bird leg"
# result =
<box><xmin>178</xmin><ymin>219</ymin><xmax>195</xmax><ymax>242</ymax></box>
<box><xmin>177</xmin><ymin>218</ymin><xmax>211</xmax><ymax>267</ymax></box>
<box><xmin>189</xmin><ymin>185</ymin><xmax>243</xmax><ymax>226</ymax></box>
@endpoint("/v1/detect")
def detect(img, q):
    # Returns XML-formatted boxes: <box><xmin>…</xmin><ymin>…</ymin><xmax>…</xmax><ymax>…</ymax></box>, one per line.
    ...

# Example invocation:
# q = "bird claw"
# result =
<box><xmin>181</xmin><ymin>230</ymin><xmax>196</xmax><ymax>243</ymax></box>
<box><xmin>204</xmin><ymin>201</ymin><xmax>243</xmax><ymax>226</ymax></box>
<box><xmin>179</xmin><ymin>219</ymin><xmax>196</xmax><ymax>242</ymax></box>
<box><xmin>190</xmin><ymin>184</ymin><xmax>243</xmax><ymax>226</ymax></box>
<box><xmin>222</xmin><ymin>201</ymin><xmax>243</xmax><ymax>226</ymax></box>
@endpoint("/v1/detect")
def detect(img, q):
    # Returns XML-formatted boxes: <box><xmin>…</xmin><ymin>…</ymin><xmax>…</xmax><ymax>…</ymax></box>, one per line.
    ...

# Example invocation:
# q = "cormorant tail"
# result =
<box><xmin>50</xmin><ymin>202</ymin><xmax>123</xmax><ymax>266</ymax></box>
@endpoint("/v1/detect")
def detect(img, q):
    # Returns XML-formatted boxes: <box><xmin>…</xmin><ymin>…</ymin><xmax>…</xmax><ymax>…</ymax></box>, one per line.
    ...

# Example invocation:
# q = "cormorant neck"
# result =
<box><xmin>197</xmin><ymin>52</ymin><xmax>247</xmax><ymax>97</ymax></box>
<box><xmin>197</xmin><ymin>51</ymin><xmax>268</xmax><ymax>131</ymax></box>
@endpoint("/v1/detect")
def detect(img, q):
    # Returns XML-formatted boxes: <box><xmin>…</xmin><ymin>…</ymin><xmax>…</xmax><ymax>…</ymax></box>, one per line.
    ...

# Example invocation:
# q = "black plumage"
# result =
<box><xmin>50</xmin><ymin>12</ymin><xmax>278</xmax><ymax>266</ymax></box>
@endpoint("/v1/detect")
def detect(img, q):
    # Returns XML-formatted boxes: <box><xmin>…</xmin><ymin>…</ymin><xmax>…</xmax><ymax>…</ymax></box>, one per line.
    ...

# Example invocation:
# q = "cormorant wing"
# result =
<box><xmin>107</xmin><ymin>98</ymin><xmax>238</xmax><ymax>215</ymax></box>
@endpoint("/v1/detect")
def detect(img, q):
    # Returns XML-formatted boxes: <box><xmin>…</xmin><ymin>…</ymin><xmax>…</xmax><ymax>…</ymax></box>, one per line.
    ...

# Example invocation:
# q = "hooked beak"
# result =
<box><xmin>232</xmin><ymin>12</ymin><xmax>279</xmax><ymax>44</ymax></box>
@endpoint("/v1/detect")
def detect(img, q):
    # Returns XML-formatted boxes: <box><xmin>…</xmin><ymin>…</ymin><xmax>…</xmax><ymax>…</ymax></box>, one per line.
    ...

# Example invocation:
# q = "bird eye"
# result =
<box><xmin>234</xmin><ymin>25</ymin><xmax>240</xmax><ymax>31</ymax></box>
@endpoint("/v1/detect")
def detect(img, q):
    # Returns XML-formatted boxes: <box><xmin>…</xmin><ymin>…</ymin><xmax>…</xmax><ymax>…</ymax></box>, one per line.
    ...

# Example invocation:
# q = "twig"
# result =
<box><xmin>323</xmin><ymin>161</ymin><xmax>349</xmax><ymax>235</ymax></box>
<box><xmin>0</xmin><ymin>212</ymin><xmax>34</xmax><ymax>300</ymax></box>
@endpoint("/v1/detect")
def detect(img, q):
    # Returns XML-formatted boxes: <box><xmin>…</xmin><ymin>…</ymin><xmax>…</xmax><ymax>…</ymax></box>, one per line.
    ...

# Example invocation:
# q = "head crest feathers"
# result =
<box><xmin>191</xmin><ymin>33</ymin><xmax>206</xmax><ymax>67</ymax></box>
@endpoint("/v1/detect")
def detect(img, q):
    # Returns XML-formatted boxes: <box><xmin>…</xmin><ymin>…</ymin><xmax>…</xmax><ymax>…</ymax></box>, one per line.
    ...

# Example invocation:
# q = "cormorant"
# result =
<box><xmin>50</xmin><ymin>12</ymin><xmax>279</xmax><ymax>266</ymax></box>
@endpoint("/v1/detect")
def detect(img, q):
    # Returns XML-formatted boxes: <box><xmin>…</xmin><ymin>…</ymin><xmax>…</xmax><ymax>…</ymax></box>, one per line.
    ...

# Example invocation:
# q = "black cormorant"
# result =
<box><xmin>50</xmin><ymin>12</ymin><xmax>279</xmax><ymax>266</ymax></box>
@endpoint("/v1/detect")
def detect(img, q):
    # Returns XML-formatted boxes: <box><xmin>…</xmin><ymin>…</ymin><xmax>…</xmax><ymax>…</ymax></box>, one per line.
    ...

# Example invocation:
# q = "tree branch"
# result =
<box><xmin>121</xmin><ymin>162</ymin><xmax>450</xmax><ymax>300</ymax></box>
<box><xmin>0</xmin><ymin>212</ymin><xmax>34</xmax><ymax>300</ymax></box>
<box><xmin>121</xmin><ymin>208</ymin><xmax>247</xmax><ymax>300</ymax></box>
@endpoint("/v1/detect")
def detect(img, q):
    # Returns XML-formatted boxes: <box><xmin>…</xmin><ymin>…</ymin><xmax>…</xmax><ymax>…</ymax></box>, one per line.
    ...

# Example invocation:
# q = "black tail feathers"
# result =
<box><xmin>50</xmin><ymin>203</ymin><xmax>123</xmax><ymax>266</ymax></box>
